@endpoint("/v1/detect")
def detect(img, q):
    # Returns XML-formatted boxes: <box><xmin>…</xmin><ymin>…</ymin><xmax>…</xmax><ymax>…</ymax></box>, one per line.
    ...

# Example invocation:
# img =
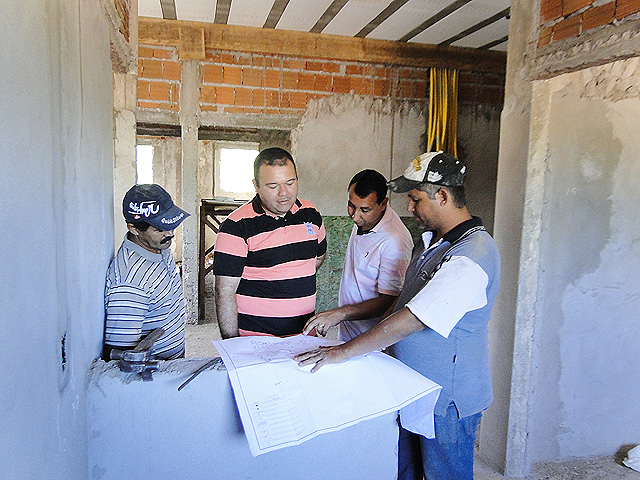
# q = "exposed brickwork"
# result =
<box><xmin>113</xmin><ymin>0</ymin><xmax>131</xmax><ymax>42</ymax></box>
<box><xmin>458</xmin><ymin>72</ymin><xmax>505</xmax><ymax>106</ymax></box>
<box><xmin>538</xmin><ymin>0</ymin><xmax>640</xmax><ymax>47</ymax></box>
<box><xmin>138</xmin><ymin>45</ymin><xmax>505</xmax><ymax>114</ymax></box>
<box><xmin>563</xmin><ymin>0</ymin><xmax>593</xmax><ymax>16</ymax></box>
<box><xmin>137</xmin><ymin>46</ymin><xmax>181</xmax><ymax>111</ymax></box>
<box><xmin>617</xmin><ymin>0</ymin><xmax>640</xmax><ymax>18</ymax></box>
<box><xmin>541</xmin><ymin>0</ymin><xmax>564</xmax><ymax>22</ymax></box>
<box><xmin>196</xmin><ymin>51</ymin><xmax>434</xmax><ymax>115</ymax></box>
<box><xmin>583</xmin><ymin>2</ymin><xmax>616</xmax><ymax>30</ymax></box>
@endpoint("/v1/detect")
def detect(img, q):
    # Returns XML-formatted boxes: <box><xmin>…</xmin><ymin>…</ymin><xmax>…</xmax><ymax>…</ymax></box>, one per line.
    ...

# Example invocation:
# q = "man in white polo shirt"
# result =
<box><xmin>304</xmin><ymin>169</ymin><xmax>413</xmax><ymax>341</ymax></box>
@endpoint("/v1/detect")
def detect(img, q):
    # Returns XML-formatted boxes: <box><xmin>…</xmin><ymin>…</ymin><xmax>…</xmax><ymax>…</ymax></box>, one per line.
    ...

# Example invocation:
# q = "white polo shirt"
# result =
<box><xmin>338</xmin><ymin>206</ymin><xmax>413</xmax><ymax>341</ymax></box>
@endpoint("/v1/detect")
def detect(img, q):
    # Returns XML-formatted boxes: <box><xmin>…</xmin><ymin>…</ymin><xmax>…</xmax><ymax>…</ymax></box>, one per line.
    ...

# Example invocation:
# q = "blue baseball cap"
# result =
<box><xmin>123</xmin><ymin>184</ymin><xmax>190</xmax><ymax>230</ymax></box>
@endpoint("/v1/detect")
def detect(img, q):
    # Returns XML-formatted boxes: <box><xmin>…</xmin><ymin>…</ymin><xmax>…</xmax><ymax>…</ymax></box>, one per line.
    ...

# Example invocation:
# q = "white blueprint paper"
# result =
<box><xmin>213</xmin><ymin>335</ymin><xmax>441</xmax><ymax>456</ymax></box>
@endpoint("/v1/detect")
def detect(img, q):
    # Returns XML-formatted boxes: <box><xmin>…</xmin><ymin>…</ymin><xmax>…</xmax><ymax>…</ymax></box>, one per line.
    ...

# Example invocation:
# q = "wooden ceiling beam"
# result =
<box><xmin>139</xmin><ymin>17</ymin><xmax>506</xmax><ymax>74</ymax></box>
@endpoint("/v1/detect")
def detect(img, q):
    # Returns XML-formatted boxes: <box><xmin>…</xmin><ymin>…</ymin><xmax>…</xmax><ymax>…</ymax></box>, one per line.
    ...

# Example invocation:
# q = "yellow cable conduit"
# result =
<box><xmin>427</xmin><ymin>67</ymin><xmax>458</xmax><ymax>156</ymax></box>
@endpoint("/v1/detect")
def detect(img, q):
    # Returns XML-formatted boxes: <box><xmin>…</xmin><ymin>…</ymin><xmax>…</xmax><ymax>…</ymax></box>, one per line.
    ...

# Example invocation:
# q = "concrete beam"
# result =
<box><xmin>531</xmin><ymin>19</ymin><xmax>640</xmax><ymax>80</ymax></box>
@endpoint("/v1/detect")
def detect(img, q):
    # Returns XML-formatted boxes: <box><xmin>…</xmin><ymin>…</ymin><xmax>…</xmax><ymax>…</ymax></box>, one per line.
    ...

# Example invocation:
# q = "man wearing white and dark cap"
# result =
<box><xmin>296</xmin><ymin>152</ymin><xmax>501</xmax><ymax>480</ymax></box>
<box><xmin>103</xmin><ymin>184</ymin><xmax>190</xmax><ymax>360</ymax></box>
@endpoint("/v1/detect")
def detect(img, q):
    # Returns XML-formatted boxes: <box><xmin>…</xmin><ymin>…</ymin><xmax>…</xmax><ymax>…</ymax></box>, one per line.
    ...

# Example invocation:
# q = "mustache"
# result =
<box><xmin>160</xmin><ymin>236</ymin><xmax>174</xmax><ymax>244</ymax></box>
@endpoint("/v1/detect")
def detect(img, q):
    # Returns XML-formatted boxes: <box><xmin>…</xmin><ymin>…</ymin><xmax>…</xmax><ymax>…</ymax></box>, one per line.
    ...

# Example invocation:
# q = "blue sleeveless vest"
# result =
<box><xmin>390</xmin><ymin>217</ymin><xmax>500</xmax><ymax>418</ymax></box>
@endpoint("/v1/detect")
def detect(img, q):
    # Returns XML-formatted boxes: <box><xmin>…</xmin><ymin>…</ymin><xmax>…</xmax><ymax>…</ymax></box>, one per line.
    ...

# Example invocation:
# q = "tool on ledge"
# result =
<box><xmin>110</xmin><ymin>328</ymin><xmax>165</xmax><ymax>381</ymax></box>
<box><xmin>178</xmin><ymin>358</ymin><xmax>221</xmax><ymax>391</ymax></box>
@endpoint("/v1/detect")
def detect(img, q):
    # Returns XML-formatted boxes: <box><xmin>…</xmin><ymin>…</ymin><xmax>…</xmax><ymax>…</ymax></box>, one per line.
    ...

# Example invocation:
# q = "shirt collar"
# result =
<box><xmin>356</xmin><ymin>205</ymin><xmax>390</xmax><ymax>235</ymax></box>
<box><xmin>421</xmin><ymin>216</ymin><xmax>484</xmax><ymax>251</ymax></box>
<box><xmin>123</xmin><ymin>233</ymin><xmax>165</xmax><ymax>262</ymax></box>
<box><xmin>371</xmin><ymin>206</ymin><xmax>392</xmax><ymax>232</ymax></box>
<box><xmin>251</xmin><ymin>195</ymin><xmax>301</xmax><ymax>217</ymax></box>
<box><xmin>442</xmin><ymin>216</ymin><xmax>484</xmax><ymax>244</ymax></box>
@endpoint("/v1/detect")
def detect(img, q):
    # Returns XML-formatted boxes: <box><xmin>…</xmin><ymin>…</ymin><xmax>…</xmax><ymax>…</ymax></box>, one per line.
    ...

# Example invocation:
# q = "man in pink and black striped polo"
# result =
<box><xmin>213</xmin><ymin>147</ymin><xmax>327</xmax><ymax>338</ymax></box>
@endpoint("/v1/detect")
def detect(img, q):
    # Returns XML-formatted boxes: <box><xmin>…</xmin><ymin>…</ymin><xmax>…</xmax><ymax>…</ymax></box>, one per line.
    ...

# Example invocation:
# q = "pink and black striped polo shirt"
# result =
<box><xmin>212</xmin><ymin>196</ymin><xmax>327</xmax><ymax>336</ymax></box>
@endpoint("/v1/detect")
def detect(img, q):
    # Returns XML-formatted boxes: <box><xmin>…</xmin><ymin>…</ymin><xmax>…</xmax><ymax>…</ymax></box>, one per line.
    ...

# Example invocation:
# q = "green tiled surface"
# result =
<box><xmin>315</xmin><ymin>215</ymin><xmax>421</xmax><ymax>313</ymax></box>
<box><xmin>316</xmin><ymin>216</ymin><xmax>352</xmax><ymax>312</ymax></box>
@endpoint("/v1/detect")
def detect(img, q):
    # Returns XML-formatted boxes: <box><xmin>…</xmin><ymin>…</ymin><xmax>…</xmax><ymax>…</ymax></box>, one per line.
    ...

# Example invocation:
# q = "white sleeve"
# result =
<box><xmin>405</xmin><ymin>255</ymin><xmax>488</xmax><ymax>338</ymax></box>
<box><xmin>377</xmin><ymin>240</ymin><xmax>412</xmax><ymax>295</ymax></box>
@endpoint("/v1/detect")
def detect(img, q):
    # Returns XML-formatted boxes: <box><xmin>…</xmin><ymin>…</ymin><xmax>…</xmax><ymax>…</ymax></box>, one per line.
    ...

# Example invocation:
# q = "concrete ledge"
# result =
<box><xmin>87</xmin><ymin>358</ymin><xmax>399</xmax><ymax>480</ymax></box>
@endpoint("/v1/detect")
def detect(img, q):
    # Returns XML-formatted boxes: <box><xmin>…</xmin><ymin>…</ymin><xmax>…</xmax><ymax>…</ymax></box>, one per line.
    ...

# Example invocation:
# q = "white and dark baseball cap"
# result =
<box><xmin>123</xmin><ymin>184</ymin><xmax>190</xmax><ymax>230</ymax></box>
<box><xmin>388</xmin><ymin>151</ymin><xmax>466</xmax><ymax>193</ymax></box>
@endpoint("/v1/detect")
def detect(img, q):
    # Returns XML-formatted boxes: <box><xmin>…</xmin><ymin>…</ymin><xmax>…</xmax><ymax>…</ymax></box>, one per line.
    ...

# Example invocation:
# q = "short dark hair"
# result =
<box><xmin>253</xmin><ymin>147</ymin><xmax>296</xmax><ymax>186</ymax></box>
<box><xmin>128</xmin><ymin>220</ymin><xmax>152</xmax><ymax>231</ymax></box>
<box><xmin>418</xmin><ymin>183</ymin><xmax>467</xmax><ymax>208</ymax></box>
<box><xmin>348</xmin><ymin>169</ymin><xmax>388</xmax><ymax>204</ymax></box>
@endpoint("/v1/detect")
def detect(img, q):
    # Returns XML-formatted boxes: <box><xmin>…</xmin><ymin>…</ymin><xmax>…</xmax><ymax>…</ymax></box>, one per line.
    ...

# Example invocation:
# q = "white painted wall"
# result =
<box><xmin>88</xmin><ymin>359</ymin><xmax>400</xmax><ymax>480</ymax></box>
<box><xmin>0</xmin><ymin>1</ymin><xmax>114</xmax><ymax>478</ymax></box>
<box><xmin>526</xmin><ymin>59</ymin><xmax>640</xmax><ymax>463</ymax></box>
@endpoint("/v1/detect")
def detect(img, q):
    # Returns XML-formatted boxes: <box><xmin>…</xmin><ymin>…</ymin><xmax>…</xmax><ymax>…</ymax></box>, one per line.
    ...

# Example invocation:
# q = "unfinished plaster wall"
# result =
<box><xmin>292</xmin><ymin>93</ymin><xmax>502</xmax><ymax>222</ymax></box>
<box><xmin>526</xmin><ymin>58</ymin><xmax>640</xmax><ymax>463</ymax></box>
<box><xmin>113</xmin><ymin>73</ymin><xmax>137</xmax><ymax>248</ymax></box>
<box><xmin>0</xmin><ymin>0</ymin><xmax>113</xmax><ymax>478</ymax></box>
<box><xmin>293</xmin><ymin>94</ymin><xmax>426</xmax><ymax>216</ymax></box>
<box><xmin>457</xmin><ymin>104</ymin><xmax>501</xmax><ymax>234</ymax></box>
<box><xmin>88</xmin><ymin>359</ymin><xmax>399</xmax><ymax>480</ymax></box>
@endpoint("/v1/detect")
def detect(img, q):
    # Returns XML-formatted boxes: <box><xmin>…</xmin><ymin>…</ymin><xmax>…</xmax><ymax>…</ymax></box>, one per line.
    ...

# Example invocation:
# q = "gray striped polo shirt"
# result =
<box><xmin>104</xmin><ymin>235</ymin><xmax>185</xmax><ymax>359</ymax></box>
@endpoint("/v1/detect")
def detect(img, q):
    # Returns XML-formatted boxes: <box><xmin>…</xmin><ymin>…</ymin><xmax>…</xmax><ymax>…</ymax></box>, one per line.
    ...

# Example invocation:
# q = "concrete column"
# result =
<box><xmin>113</xmin><ymin>72</ymin><xmax>138</xmax><ymax>248</ymax></box>
<box><xmin>179</xmin><ymin>60</ymin><xmax>200</xmax><ymax>324</ymax></box>
<box><xmin>152</xmin><ymin>137</ymin><xmax>183</xmax><ymax>260</ymax></box>
<box><xmin>476</xmin><ymin>0</ymin><xmax>538</xmax><ymax>476</ymax></box>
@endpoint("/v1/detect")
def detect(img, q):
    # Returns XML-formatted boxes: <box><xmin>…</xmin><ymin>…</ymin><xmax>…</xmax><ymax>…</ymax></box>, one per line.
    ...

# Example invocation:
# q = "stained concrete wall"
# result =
<box><xmin>526</xmin><ymin>58</ymin><xmax>640</xmax><ymax>464</ymax></box>
<box><xmin>88</xmin><ymin>359</ymin><xmax>399</xmax><ymax>480</ymax></box>
<box><xmin>0</xmin><ymin>1</ymin><xmax>114</xmax><ymax>478</ymax></box>
<box><xmin>293</xmin><ymin>94</ymin><xmax>426</xmax><ymax>216</ymax></box>
<box><xmin>292</xmin><ymin>94</ymin><xmax>501</xmax><ymax>229</ymax></box>
<box><xmin>457</xmin><ymin>104</ymin><xmax>501</xmax><ymax>234</ymax></box>
<box><xmin>294</xmin><ymin>94</ymin><xmax>502</xmax><ymax>317</ymax></box>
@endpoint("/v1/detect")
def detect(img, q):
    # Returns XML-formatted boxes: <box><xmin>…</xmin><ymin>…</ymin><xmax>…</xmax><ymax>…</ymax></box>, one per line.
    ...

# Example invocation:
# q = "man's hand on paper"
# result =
<box><xmin>294</xmin><ymin>345</ymin><xmax>349</xmax><ymax>373</ymax></box>
<box><xmin>303</xmin><ymin>309</ymin><xmax>346</xmax><ymax>337</ymax></box>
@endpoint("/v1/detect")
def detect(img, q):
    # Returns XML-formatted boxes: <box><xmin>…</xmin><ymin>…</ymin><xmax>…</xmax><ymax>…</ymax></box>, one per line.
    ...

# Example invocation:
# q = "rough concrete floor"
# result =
<box><xmin>188</xmin><ymin>279</ymin><xmax>640</xmax><ymax>479</ymax></box>
<box><xmin>475</xmin><ymin>455</ymin><xmax>640</xmax><ymax>479</ymax></box>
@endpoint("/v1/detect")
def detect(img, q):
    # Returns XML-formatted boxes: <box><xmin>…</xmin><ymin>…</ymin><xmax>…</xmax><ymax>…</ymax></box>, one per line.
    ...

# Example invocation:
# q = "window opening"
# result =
<box><xmin>214</xmin><ymin>142</ymin><xmax>259</xmax><ymax>200</ymax></box>
<box><xmin>136</xmin><ymin>144</ymin><xmax>154</xmax><ymax>184</ymax></box>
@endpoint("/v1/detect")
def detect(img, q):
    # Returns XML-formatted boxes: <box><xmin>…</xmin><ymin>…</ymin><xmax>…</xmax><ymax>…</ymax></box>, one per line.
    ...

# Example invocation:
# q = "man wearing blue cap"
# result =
<box><xmin>103</xmin><ymin>184</ymin><xmax>190</xmax><ymax>360</ymax></box>
<box><xmin>296</xmin><ymin>152</ymin><xmax>501</xmax><ymax>480</ymax></box>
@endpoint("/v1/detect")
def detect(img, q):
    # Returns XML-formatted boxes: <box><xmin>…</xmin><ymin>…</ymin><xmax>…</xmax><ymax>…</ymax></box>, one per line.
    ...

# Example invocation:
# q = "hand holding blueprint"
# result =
<box><xmin>213</xmin><ymin>335</ymin><xmax>441</xmax><ymax>456</ymax></box>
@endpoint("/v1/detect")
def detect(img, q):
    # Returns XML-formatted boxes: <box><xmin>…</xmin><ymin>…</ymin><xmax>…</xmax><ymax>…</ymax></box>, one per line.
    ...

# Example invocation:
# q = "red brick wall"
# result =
<box><xmin>198</xmin><ymin>50</ymin><xmax>432</xmax><ymax>115</ymax></box>
<box><xmin>539</xmin><ymin>0</ymin><xmax>640</xmax><ymax>47</ymax></box>
<box><xmin>459</xmin><ymin>72</ymin><xmax>505</xmax><ymax>106</ymax></box>
<box><xmin>137</xmin><ymin>44</ymin><xmax>505</xmax><ymax>114</ymax></box>
<box><xmin>137</xmin><ymin>46</ymin><xmax>181</xmax><ymax>111</ymax></box>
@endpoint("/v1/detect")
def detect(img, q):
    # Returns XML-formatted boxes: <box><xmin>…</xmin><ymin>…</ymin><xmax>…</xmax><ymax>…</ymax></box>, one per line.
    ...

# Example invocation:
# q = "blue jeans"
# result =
<box><xmin>398</xmin><ymin>403</ymin><xmax>482</xmax><ymax>480</ymax></box>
